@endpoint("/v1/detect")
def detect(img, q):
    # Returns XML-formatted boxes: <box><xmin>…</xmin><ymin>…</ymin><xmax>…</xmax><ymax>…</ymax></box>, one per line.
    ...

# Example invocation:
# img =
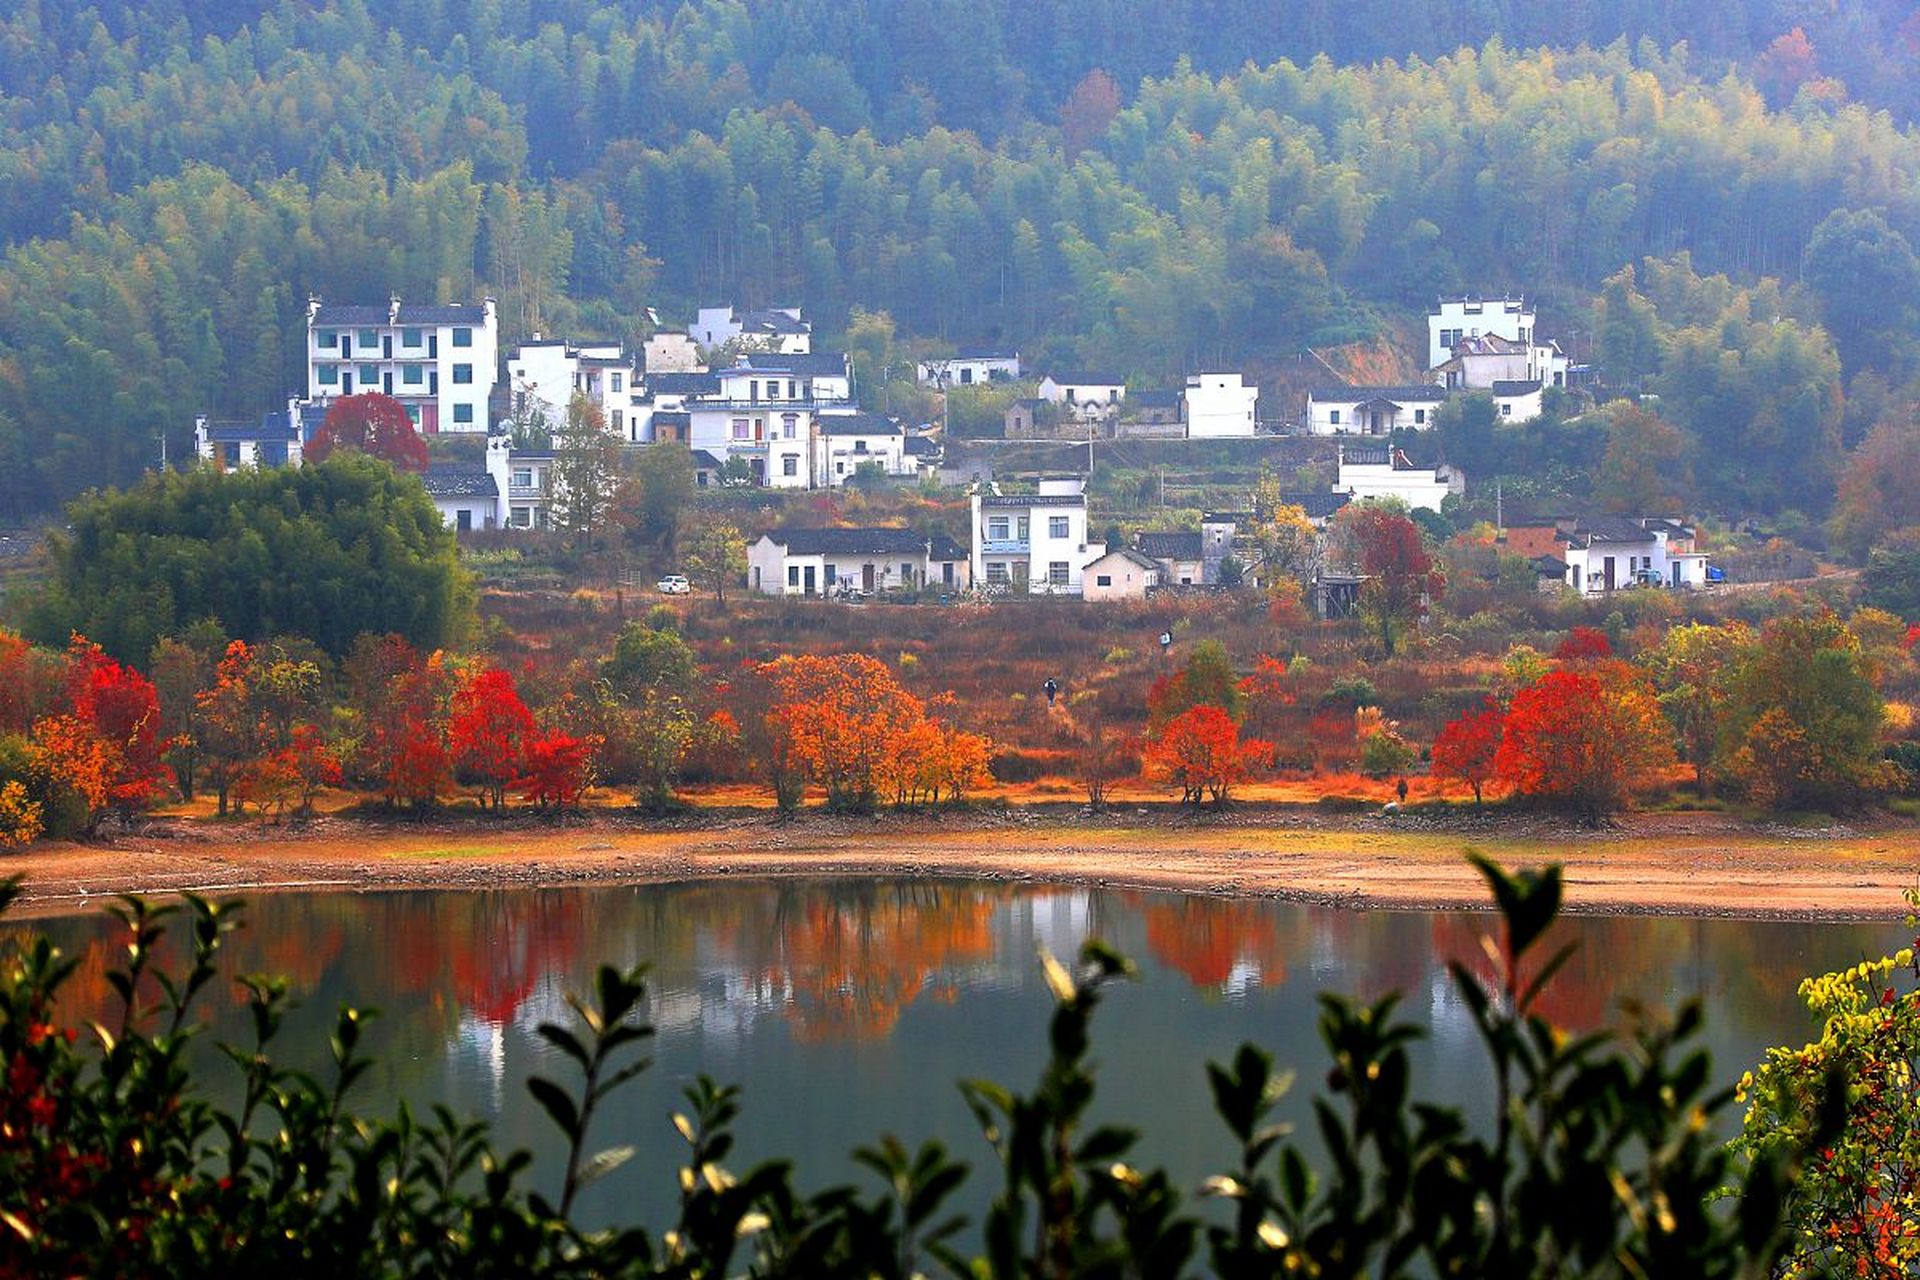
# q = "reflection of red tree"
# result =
<box><xmin>1142</xmin><ymin>899</ymin><xmax>1286</xmax><ymax>992</ymax></box>
<box><xmin>721</xmin><ymin>890</ymin><xmax>996</xmax><ymax>1042</ymax></box>
<box><xmin>448</xmin><ymin>896</ymin><xmax>584</xmax><ymax>1026</ymax></box>
<box><xmin>1430</xmin><ymin>914</ymin><xmax>1609</xmax><ymax>1033</ymax></box>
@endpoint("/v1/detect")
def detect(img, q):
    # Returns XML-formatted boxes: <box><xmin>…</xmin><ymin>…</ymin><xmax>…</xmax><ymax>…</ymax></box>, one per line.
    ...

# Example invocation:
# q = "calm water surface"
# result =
<box><xmin>12</xmin><ymin>879</ymin><xmax>1902</xmax><ymax>1229</ymax></box>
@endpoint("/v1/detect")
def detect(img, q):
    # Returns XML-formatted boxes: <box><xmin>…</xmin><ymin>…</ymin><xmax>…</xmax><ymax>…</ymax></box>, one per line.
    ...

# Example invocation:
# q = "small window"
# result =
<box><xmin>1016</xmin><ymin>516</ymin><xmax>1029</xmax><ymax>540</ymax></box>
<box><xmin>835</xmin><ymin>462</ymin><xmax>845</xmax><ymax>475</ymax></box>
<box><xmin>901</xmin><ymin>562</ymin><xmax>912</xmax><ymax>579</ymax></box>
<box><xmin>988</xmin><ymin>517</ymin><xmax>1009</xmax><ymax>539</ymax></box>
<box><xmin>732</xmin><ymin>418</ymin><xmax>750</xmax><ymax>440</ymax></box>
<box><xmin>453</xmin><ymin>403</ymin><xmax>474</xmax><ymax>424</ymax></box>
<box><xmin>985</xmin><ymin>563</ymin><xmax>1009</xmax><ymax>583</ymax></box>
<box><xmin>317</xmin><ymin>364</ymin><xmax>339</xmax><ymax>385</ymax></box>
<box><xmin>1096</xmin><ymin>574</ymin><xmax>1112</xmax><ymax>587</ymax></box>
<box><xmin>456</xmin><ymin>510</ymin><xmax>472</xmax><ymax>531</ymax></box>
<box><xmin>611</xmin><ymin>372</ymin><xmax>623</xmax><ymax>393</ymax></box>
<box><xmin>402</xmin><ymin>328</ymin><xmax>423</xmax><ymax>348</ymax></box>
<box><xmin>782</xmin><ymin>455</ymin><xmax>798</xmax><ymax>477</ymax></box>
<box><xmin>1329</xmin><ymin>409</ymin><xmax>1341</xmax><ymax>425</ymax></box>
<box><xmin>316</xmin><ymin>329</ymin><xmax>338</xmax><ymax>350</ymax></box>
<box><xmin>1049</xmin><ymin>516</ymin><xmax>1069</xmax><ymax>538</ymax></box>
<box><xmin>511</xmin><ymin>468</ymin><xmax>533</xmax><ymax>487</ymax></box>
<box><xmin>612</xmin><ymin>409</ymin><xmax>623</xmax><ymax>433</ymax></box>
<box><xmin>1049</xmin><ymin>562</ymin><xmax>1069</xmax><ymax>585</ymax></box>
<box><xmin>359</xmin><ymin>364</ymin><xmax>378</xmax><ymax>384</ymax></box>
<box><xmin>782</xmin><ymin>413</ymin><xmax>798</xmax><ymax>438</ymax></box>
<box><xmin>452</xmin><ymin>364</ymin><xmax>473</xmax><ymax>385</ymax></box>
<box><xmin>511</xmin><ymin>507</ymin><xmax>532</xmax><ymax>528</ymax></box>
<box><xmin>825</xmin><ymin>564</ymin><xmax>838</xmax><ymax>583</ymax></box>
<box><xmin>1500</xmin><ymin>403</ymin><xmax>1512</xmax><ymax>417</ymax></box>
<box><xmin>402</xmin><ymin>365</ymin><xmax>424</xmax><ymax>386</ymax></box>
<box><xmin>452</xmin><ymin>327</ymin><xmax>473</xmax><ymax>348</ymax></box>
<box><xmin>357</xmin><ymin>328</ymin><xmax>378</xmax><ymax>351</ymax></box>
<box><xmin>1413</xmin><ymin>409</ymin><xmax>1425</xmax><ymax>424</ymax></box>
<box><xmin>853</xmin><ymin>440</ymin><xmax>868</xmax><ymax>453</ymax></box>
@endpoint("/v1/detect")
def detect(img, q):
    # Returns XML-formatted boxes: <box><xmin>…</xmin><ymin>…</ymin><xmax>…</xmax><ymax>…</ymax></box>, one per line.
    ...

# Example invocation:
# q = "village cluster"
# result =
<box><xmin>191</xmin><ymin>293</ymin><xmax>1709</xmax><ymax>606</ymax></box>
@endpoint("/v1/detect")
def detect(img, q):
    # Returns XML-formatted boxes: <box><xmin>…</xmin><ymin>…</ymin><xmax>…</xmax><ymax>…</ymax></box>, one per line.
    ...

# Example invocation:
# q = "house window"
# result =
<box><xmin>453</xmin><ymin>403</ymin><xmax>474</xmax><ymax>425</ymax></box>
<box><xmin>1096</xmin><ymin>574</ymin><xmax>1112</xmax><ymax>587</ymax></box>
<box><xmin>317</xmin><ymin>364</ymin><xmax>339</xmax><ymax>385</ymax></box>
<box><xmin>1048</xmin><ymin>562</ymin><xmax>1069</xmax><ymax>585</ymax></box>
<box><xmin>511</xmin><ymin>507</ymin><xmax>532</xmax><ymax>528</ymax></box>
<box><xmin>853</xmin><ymin>440</ymin><xmax>868</xmax><ymax>454</ymax></box>
<box><xmin>781</xmin><ymin>413</ymin><xmax>798</xmax><ymax>438</ymax></box>
<box><xmin>1414</xmin><ymin>409</ymin><xmax>1425</xmax><ymax>424</ymax></box>
<box><xmin>456</xmin><ymin>510</ymin><xmax>472</xmax><ymax>531</ymax></box>
<box><xmin>511</xmin><ymin>467</ymin><xmax>533</xmax><ymax>488</ymax></box>
<box><xmin>611</xmin><ymin>409</ymin><xmax>623</xmax><ymax>433</ymax></box>
<box><xmin>357</xmin><ymin>328</ymin><xmax>378</xmax><ymax>351</ymax></box>
<box><xmin>402</xmin><ymin>328</ymin><xmax>423</xmax><ymax>348</ymax></box>
<box><xmin>406</xmin><ymin>405</ymin><xmax>422</xmax><ymax>424</ymax></box>
<box><xmin>1016</xmin><ymin>516</ymin><xmax>1029</xmax><ymax>540</ymax></box>
<box><xmin>985</xmin><ymin>563</ymin><xmax>1010</xmax><ymax>583</ymax></box>
<box><xmin>452</xmin><ymin>327</ymin><xmax>473</xmax><ymax>347</ymax></box>
<box><xmin>732</xmin><ymin>418</ymin><xmax>750</xmax><ymax>440</ymax></box>
<box><xmin>1049</xmin><ymin>516</ymin><xmax>1069</xmax><ymax>538</ymax></box>
<box><xmin>788</xmin><ymin>566</ymin><xmax>799</xmax><ymax>587</ymax></box>
<box><xmin>988</xmin><ymin>517</ymin><xmax>1010</xmax><ymax>539</ymax></box>
<box><xmin>824</xmin><ymin>564</ymin><xmax>838</xmax><ymax>584</ymax></box>
<box><xmin>901</xmin><ymin>562</ymin><xmax>913</xmax><ymax>580</ymax></box>
<box><xmin>611</xmin><ymin>372</ymin><xmax>623</xmax><ymax>393</ymax></box>
<box><xmin>452</xmin><ymin>364</ymin><xmax>473</xmax><ymax>385</ymax></box>
<box><xmin>780</xmin><ymin>455</ymin><xmax>797</xmax><ymax>477</ymax></box>
<box><xmin>835</xmin><ymin>462</ymin><xmax>845</xmax><ymax>475</ymax></box>
<box><xmin>1499</xmin><ymin>402</ymin><xmax>1512</xmax><ymax>417</ymax></box>
<box><xmin>1329</xmin><ymin>409</ymin><xmax>1341</xmax><ymax>425</ymax></box>
<box><xmin>359</xmin><ymin>364</ymin><xmax>378</xmax><ymax>385</ymax></box>
<box><xmin>316</xmin><ymin>329</ymin><xmax>338</xmax><ymax>350</ymax></box>
<box><xmin>402</xmin><ymin>365</ymin><xmax>424</xmax><ymax>386</ymax></box>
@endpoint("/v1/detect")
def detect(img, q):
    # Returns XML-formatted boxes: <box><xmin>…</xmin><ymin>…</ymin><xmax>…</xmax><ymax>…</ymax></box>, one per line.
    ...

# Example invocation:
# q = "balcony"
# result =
<box><xmin>980</xmin><ymin>539</ymin><xmax>1029</xmax><ymax>555</ymax></box>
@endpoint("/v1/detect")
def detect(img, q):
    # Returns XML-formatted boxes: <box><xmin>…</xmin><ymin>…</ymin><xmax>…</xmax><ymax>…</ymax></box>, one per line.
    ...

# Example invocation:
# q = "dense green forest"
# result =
<box><xmin>1</xmin><ymin>0</ymin><xmax>1918</xmax><ymax>524</ymax></box>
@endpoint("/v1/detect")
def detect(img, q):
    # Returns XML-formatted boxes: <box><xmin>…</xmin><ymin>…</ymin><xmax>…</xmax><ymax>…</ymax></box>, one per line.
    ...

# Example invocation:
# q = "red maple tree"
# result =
<box><xmin>448</xmin><ymin>666</ymin><xmax>535</xmax><ymax>809</ymax></box>
<box><xmin>1431</xmin><ymin>698</ymin><xmax>1505</xmax><ymax>804</ymax></box>
<box><xmin>1493</xmin><ymin>662</ymin><xmax>1673</xmax><ymax>820</ymax></box>
<box><xmin>306</xmin><ymin>392</ymin><xmax>429</xmax><ymax>471</ymax></box>
<box><xmin>517</xmin><ymin>730</ymin><xmax>593</xmax><ymax>810</ymax></box>
<box><xmin>1552</xmin><ymin>626</ymin><xmax>1614</xmax><ymax>662</ymax></box>
<box><xmin>1347</xmin><ymin>506</ymin><xmax>1444</xmax><ymax>655</ymax></box>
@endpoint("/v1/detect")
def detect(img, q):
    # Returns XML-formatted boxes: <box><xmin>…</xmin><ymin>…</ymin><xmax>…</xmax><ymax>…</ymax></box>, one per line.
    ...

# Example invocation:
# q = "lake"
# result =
<box><xmin>10</xmin><ymin>879</ymin><xmax>1898</xmax><ymax>1230</ymax></box>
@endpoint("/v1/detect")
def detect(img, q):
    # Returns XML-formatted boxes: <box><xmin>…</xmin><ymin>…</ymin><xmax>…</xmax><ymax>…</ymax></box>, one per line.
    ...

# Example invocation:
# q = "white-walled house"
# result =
<box><xmin>420</xmin><ymin>437</ymin><xmax>552</xmax><ymax>531</ymax></box>
<box><xmin>306</xmin><ymin>297</ymin><xmax>498</xmax><ymax>434</ymax></box>
<box><xmin>1135</xmin><ymin>531</ymin><xmax>1205</xmax><ymax>586</ymax></box>
<box><xmin>970</xmin><ymin>476</ymin><xmax>1104</xmax><ymax>594</ymax></box>
<box><xmin>1305</xmin><ymin>386</ymin><xmax>1447</xmax><ymax>435</ymax></box>
<box><xmin>689</xmin><ymin>306</ymin><xmax>811</xmax><ymax>354</ymax></box>
<box><xmin>1082</xmin><ymin>549</ymin><xmax>1163</xmax><ymax>601</ymax></box>
<box><xmin>505</xmin><ymin>338</ymin><xmax>641</xmax><ymax>441</ymax></box>
<box><xmin>1491</xmin><ymin>379</ymin><xmax>1545</xmax><ymax>423</ymax></box>
<box><xmin>194</xmin><ymin>406</ymin><xmax>304</xmax><ymax>469</ymax></box>
<box><xmin>1517</xmin><ymin>515</ymin><xmax>1711</xmax><ymax>593</ymax></box>
<box><xmin>682</xmin><ymin>352</ymin><xmax>856</xmax><ymax>487</ymax></box>
<box><xmin>1183</xmin><ymin>372</ymin><xmax>1258</xmax><ymax>438</ymax></box>
<box><xmin>748</xmin><ymin>527</ymin><xmax>970</xmax><ymax>596</ymax></box>
<box><xmin>917</xmin><ymin>348</ymin><xmax>1022</xmax><ymax>387</ymax></box>
<box><xmin>643</xmin><ymin>332</ymin><xmax>705</xmax><ymax>373</ymax></box>
<box><xmin>1428</xmin><ymin>295</ymin><xmax>1538</xmax><ymax>371</ymax></box>
<box><xmin>1333</xmin><ymin>445</ymin><xmax>1461</xmax><ymax>513</ymax></box>
<box><xmin>816</xmin><ymin>412</ymin><xmax>910</xmax><ymax>486</ymax></box>
<box><xmin>1432</xmin><ymin>333</ymin><xmax>1568</xmax><ymax>392</ymax></box>
<box><xmin>1038</xmin><ymin>372</ymin><xmax>1126</xmax><ymax>421</ymax></box>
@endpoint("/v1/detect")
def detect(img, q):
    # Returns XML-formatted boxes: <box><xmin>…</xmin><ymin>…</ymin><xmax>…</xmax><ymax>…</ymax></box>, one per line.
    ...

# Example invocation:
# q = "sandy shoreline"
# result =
<box><xmin>3</xmin><ymin>806</ymin><xmax>1918</xmax><ymax>922</ymax></box>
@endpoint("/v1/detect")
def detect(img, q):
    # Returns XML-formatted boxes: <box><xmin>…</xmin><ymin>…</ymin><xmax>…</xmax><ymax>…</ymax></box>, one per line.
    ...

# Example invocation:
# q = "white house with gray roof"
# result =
<box><xmin>748</xmin><ymin>527</ymin><xmax>970</xmax><ymax>597</ymax></box>
<box><xmin>689</xmin><ymin>305</ymin><xmax>811</xmax><ymax>354</ymax></box>
<box><xmin>917</xmin><ymin>348</ymin><xmax>1022</xmax><ymax>387</ymax></box>
<box><xmin>1305</xmin><ymin>385</ymin><xmax>1448</xmax><ymax>435</ymax></box>
<box><xmin>306</xmin><ymin>296</ymin><xmax>498</xmax><ymax>434</ymax></box>
<box><xmin>969</xmin><ymin>476</ymin><xmax>1104</xmax><ymax>595</ymax></box>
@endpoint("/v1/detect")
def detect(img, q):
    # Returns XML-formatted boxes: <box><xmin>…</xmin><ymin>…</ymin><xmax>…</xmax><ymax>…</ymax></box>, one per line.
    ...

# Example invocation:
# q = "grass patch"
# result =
<box><xmin>389</xmin><ymin>845</ymin><xmax>509</xmax><ymax>860</ymax></box>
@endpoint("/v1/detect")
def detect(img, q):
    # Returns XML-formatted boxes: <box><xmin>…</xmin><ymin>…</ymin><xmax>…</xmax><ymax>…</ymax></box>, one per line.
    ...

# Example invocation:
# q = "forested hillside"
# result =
<box><xmin>1</xmin><ymin>0</ymin><xmax>1917</xmax><ymax>523</ymax></box>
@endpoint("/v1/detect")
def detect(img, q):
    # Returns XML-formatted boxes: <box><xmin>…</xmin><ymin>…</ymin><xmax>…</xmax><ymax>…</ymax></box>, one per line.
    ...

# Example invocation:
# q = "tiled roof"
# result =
<box><xmin>1091</xmin><ymin>548</ymin><xmax>1164</xmax><ymax>572</ymax></box>
<box><xmin>955</xmin><ymin>346</ymin><xmax>1018</xmax><ymax>360</ymax></box>
<box><xmin>692</xmin><ymin>450</ymin><xmax>725</xmax><ymax>469</ymax></box>
<box><xmin>1491</xmin><ymin>380</ymin><xmax>1542</xmax><ymax>396</ymax></box>
<box><xmin>1136</xmin><ymin>531</ymin><xmax>1203</xmax><ymax>560</ymax></box>
<box><xmin>737</xmin><ymin>308</ymin><xmax>809</xmax><ymax>334</ymax></box>
<box><xmin>1571</xmin><ymin>514</ymin><xmax>1660</xmax><ymax>545</ymax></box>
<box><xmin>421</xmin><ymin>465</ymin><xmax>497</xmax><ymax>498</ymax></box>
<box><xmin>644</xmin><ymin>372</ymin><xmax>721</xmax><ymax>398</ymax></box>
<box><xmin>1272</xmin><ymin>492</ymin><xmax>1352</xmax><ymax>521</ymax></box>
<box><xmin>1044</xmin><ymin>371</ymin><xmax>1124</xmax><ymax>387</ymax></box>
<box><xmin>1450</xmin><ymin>333</ymin><xmax>1529</xmax><ymax>356</ymax></box>
<box><xmin>929</xmin><ymin>533</ymin><xmax>967</xmax><ymax>561</ymax></box>
<box><xmin>312</xmin><ymin>303</ymin><xmax>488</xmax><ymax>326</ymax></box>
<box><xmin>736</xmin><ymin>352</ymin><xmax>849</xmax><ymax>377</ymax></box>
<box><xmin>1307</xmin><ymin>385</ymin><xmax>1448</xmax><ymax>402</ymax></box>
<box><xmin>763</xmin><ymin>526</ymin><xmax>929</xmax><ymax>555</ymax></box>
<box><xmin>904</xmin><ymin>435</ymin><xmax>941</xmax><ymax>456</ymax></box>
<box><xmin>819</xmin><ymin>413</ymin><xmax>901</xmax><ymax>437</ymax></box>
<box><xmin>1130</xmin><ymin>389</ymin><xmax>1181</xmax><ymax>409</ymax></box>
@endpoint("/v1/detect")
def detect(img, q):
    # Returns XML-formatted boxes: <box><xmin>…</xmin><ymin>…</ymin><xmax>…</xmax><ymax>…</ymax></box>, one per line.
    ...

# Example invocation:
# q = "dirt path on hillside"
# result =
<box><xmin>4</xmin><ymin>809</ymin><xmax>1917</xmax><ymax>921</ymax></box>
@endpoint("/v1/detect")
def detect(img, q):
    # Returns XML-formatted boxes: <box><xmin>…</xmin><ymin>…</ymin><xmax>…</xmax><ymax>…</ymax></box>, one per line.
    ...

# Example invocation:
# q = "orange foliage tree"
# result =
<box><xmin>1493</xmin><ymin>662</ymin><xmax>1674</xmax><ymax>820</ymax></box>
<box><xmin>517</xmin><ymin>730</ymin><xmax>594</xmax><ymax>811</ymax></box>
<box><xmin>1144</xmin><ymin>704</ymin><xmax>1274</xmax><ymax>807</ymax></box>
<box><xmin>32</xmin><ymin>635</ymin><xmax>169</xmax><ymax>829</ymax></box>
<box><xmin>1431</xmin><ymin>699</ymin><xmax>1505</xmax><ymax>804</ymax></box>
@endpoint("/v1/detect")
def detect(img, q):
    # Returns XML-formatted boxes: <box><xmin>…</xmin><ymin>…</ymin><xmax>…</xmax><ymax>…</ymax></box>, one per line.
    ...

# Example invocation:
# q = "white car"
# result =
<box><xmin>656</xmin><ymin>574</ymin><xmax>691</xmax><ymax>595</ymax></box>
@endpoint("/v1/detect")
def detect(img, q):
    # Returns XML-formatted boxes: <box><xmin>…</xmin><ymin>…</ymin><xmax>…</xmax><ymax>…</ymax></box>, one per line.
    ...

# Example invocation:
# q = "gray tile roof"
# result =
<box><xmin>736</xmin><ymin>352</ymin><xmax>849</xmax><ymax>377</ymax></box>
<box><xmin>1307</xmin><ymin>385</ymin><xmax>1448</xmax><ymax>402</ymax></box>
<box><xmin>819</xmin><ymin>413</ymin><xmax>900</xmax><ymax>437</ymax></box>
<box><xmin>421</xmin><ymin>465</ymin><xmax>497</xmax><ymax>498</ymax></box>
<box><xmin>763</xmin><ymin>526</ymin><xmax>930</xmax><ymax>555</ymax></box>
<box><xmin>1136</xmin><ymin>531</ymin><xmax>1203</xmax><ymax>560</ymax></box>
<box><xmin>644</xmin><ymin>372</ymin><xmax>721</xmax><ymax>398</ymax></box>
<box><xmin>1491</xmin><ymin>379</ymin><xmax>1542</xmax><ymax>396</ymax></box>
<box><xmin>1044</xmin><ymin>371</ymin><xmax>1124</xmax><ymax>387</ymax></box>
<box><xmin>312</xmin><ymin>303</ymin><xmax>488</xmax><ymax>326</ymax></box>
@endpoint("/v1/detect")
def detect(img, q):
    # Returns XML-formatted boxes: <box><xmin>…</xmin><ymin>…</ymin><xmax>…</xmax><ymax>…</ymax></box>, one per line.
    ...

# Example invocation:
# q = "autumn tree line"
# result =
<box><xmin>6</xmin><ymin>3</ymin><xmax>1920</xmax><ymax>532</ymax></box>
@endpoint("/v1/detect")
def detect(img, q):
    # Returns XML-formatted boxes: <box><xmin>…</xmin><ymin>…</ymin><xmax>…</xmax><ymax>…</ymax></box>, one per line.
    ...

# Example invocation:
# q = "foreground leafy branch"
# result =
<box><xmin>0</xmin><ymin>862</ymin><xmax>1851</xmax><ymax>1277</ymax></box>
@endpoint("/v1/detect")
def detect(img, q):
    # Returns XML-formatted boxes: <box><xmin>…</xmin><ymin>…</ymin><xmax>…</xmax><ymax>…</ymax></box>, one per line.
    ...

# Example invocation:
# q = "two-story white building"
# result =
<box><xmin>1516</xmin><ymin>515</ymin><xmax>1711</xmax><ymax>593</ymax></box>
<box><xmin>683</xmin><ymin>352</ymin><xmax>857</xmax><ymax>487</ymax></box>
<box><xmin>1428</xmin><ymin>295</ymin><xmax>1536</xmax><ymax>370</ymax></box>
<box><xmin>1305</xmin><ymin>385</ymin><xmax>1448</xmax><ymax>435</ymax></box>
<box><xmin>193</xmin><ymin>404</ymin><xmax>306</xmax><ymax>469</ymax></box>
<box><xmin>917</xmin><ymin>348</ymin><xmax>1022</xmax><ymax>387</ymax></box>
<box><xmin>969</xmin><ymin>476</ymin><xmax>1104</xmax><ymax>595</ymax></box>
<box><xmin>505</xmin><ymin>338</ymin><xmax>642</xmax><ymax>441</ymax></box>
<box><xmin>689</xmin><ymin>305</ymin><xmax>811</xmax><ymax>354</ymax></box>
<box><xmin>1183</xmin><ymin>372</ymin><xmax>1259</xmax><ymax>438</ymax></box>
<box><xmin>816</xmin><ymin>412</ymin><xmax>910</xmax><ymax>486</ymax></box>
<box><xmin>1038</xmin><ymin>372</ymin><xmax>1127</xmax><ymax>422</ymax></box>
<box><xmin>420</xmin><ymin>436</ymin><xmax>552</xmax><ymax>531</ymax></box>
<box><xmin>306</xmin><ymin>297</ymin><xmax>498</xmax><ymax>434</ymax></box>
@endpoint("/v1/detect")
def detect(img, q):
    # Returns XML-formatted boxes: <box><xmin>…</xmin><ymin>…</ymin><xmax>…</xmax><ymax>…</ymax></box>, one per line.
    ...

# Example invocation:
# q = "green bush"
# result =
<box><xmin>0</xmin><ymin>861</ymin><xmax>1821</xmax><ymax>1276</ymax></box>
